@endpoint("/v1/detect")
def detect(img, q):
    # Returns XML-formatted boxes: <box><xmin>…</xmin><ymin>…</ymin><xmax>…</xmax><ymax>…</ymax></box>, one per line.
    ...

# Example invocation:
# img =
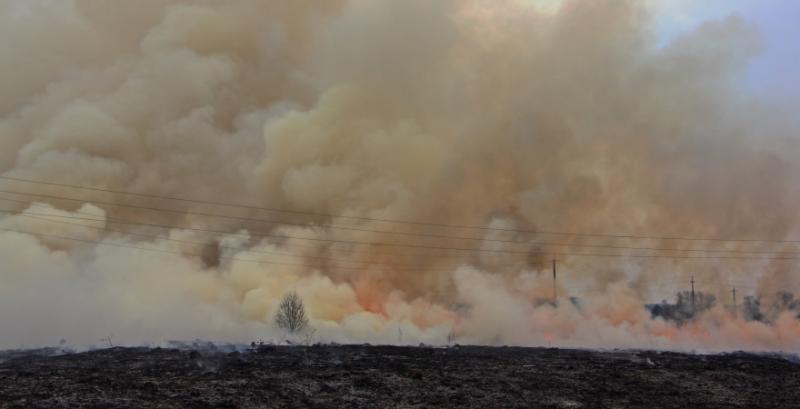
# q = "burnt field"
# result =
<box><xmin>1</xmin><ymin>345</ymin><xmax>799</xmax><ymax>409</ymax></box>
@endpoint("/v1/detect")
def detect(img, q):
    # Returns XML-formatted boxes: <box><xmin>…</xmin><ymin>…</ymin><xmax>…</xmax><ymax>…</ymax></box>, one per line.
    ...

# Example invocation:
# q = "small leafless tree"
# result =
<box><xmin>274</xmin><ymin>291</ymin><xmax>308</xmax><ymax>334</ymax></box>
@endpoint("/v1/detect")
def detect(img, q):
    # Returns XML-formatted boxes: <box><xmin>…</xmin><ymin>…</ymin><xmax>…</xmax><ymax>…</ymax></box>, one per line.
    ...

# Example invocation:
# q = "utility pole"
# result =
<box><xmin>732</xmin><ymin>287</ymin><xmax>737</xmax><ymax>317</ymax></box>
<box><xmin>552</xmin><ymin>259</ymin><xmax>557</xmax><ymax>306</ymax></box>
<box><xmin>690</xmin><ymin>276</ymin><xmax>696</xmax><ymax>314</ymax></box>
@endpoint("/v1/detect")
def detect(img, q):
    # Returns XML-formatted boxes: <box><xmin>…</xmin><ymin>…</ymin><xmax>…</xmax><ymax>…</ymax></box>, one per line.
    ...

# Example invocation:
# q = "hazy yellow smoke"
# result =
<box><xmin>1</xmin><ymin>0</ymin><xmax>799</xmax><ymax>351</ymax></box>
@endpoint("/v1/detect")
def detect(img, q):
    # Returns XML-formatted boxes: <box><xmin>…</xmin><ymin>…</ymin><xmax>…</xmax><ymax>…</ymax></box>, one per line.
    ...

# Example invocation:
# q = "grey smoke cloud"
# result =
<box><xmin>0</xmin><ymin>0</ymin><xmax>799</xmax><ymax>351</ymax></box>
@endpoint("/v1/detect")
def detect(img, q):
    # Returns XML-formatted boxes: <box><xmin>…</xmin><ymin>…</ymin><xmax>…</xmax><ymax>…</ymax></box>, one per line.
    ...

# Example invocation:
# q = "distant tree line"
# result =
<box><xmin>647</xmin><ymin>290</ymin><xmax>800</xmax><ymax>325</ymax></box>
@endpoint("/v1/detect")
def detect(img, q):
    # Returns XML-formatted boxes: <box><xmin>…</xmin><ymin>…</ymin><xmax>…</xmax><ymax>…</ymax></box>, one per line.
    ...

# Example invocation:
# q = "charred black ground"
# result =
<box><xmin>1</xmin><ymin>345</ymin><xmax>798</xmax><ymax>408</ymax></box>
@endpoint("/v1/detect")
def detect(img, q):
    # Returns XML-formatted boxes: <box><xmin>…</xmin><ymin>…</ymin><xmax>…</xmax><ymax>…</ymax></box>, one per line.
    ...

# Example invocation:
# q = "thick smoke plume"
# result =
<box><xmin>1</xmin><ymin>0</ymin><xmax>800</xmax><ymax>351</ymax></box>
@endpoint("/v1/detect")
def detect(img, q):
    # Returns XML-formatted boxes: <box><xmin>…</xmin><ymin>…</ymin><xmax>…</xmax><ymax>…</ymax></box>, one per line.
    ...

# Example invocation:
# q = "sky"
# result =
<box><xmin>652</xmin><ymin>0</ymin><xmax>800</xmax><ymax>99</ymax></box>
<box><xmin>526</xmin><ymin>0</ymin><xmax>800</xmax><ymax>100</ymax></box>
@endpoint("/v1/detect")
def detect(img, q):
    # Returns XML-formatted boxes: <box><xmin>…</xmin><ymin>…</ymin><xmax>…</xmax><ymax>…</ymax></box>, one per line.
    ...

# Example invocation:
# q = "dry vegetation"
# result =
<box><xmin>1</xmin><ymin>345</ymin><xmax>798</xmax><ymax>408</ymax></box>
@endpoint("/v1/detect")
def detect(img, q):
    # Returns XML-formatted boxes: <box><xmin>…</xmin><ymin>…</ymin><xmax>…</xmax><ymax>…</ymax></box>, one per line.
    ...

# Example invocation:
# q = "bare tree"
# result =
<box><xmin>274</xmin><ymin>291</ymin><xmax>308</xmax><ymax>334</ymax></box>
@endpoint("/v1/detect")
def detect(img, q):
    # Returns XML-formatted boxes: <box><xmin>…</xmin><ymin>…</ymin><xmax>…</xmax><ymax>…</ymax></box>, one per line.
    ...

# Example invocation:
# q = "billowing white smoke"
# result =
<box><xmin>1</xmin><ymin>0</ymin><xmax>800</xmax><ymax>351</ymax></box>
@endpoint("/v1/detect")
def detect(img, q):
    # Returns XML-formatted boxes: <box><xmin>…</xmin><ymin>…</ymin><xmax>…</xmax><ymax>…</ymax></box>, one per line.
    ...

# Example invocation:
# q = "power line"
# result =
<box><xmin>3</xmin><ymin>198</ymin><xmax>800</xmax><ymax>258</ymax></box>
<box><xmin>0</xmin><ymin>175</ymin><xmax>443</xmax><ymax>225</ymax></box>
<box><xmin>0</xmin><ymin>227</ymin><xmax>515</xmax><ymax>275</ymax></box>
<box><xmin>0</xmin><ymin>226</ymin><xmax>384</xmax><ymax>272</ymax></box>
<box><xmin>0</xmin><ymin>201</ymin><xmax>454</xmax><ymax>260</ymax></box>
<box><xmin>6</xmin><ymin>222</ymin><xmax>781</xmax><ymax>308</ymax></box>
<box><xmin>0</xmin><ymin>202</ymin><xmax>542</xmax><ymax>256</ymax></box>
<box><xmin>0</xmin><ymin>190</ymin><xmax>798</xmax><ymax>255</ymax></box>
<box><xmin>18</xmin><ymin>210</ymin><xmax>591</xmax><ymax>272</ymax></box>
<box><xmin>0</xmin><ymin>188</ymin><xmax>598</xmax><ymax>246</ymax></box>
<box><xmin>3</xmin><ymin>175</ymin><xmax>800</xmax><ymax>244</ymax></box>
<box><xmin>3</xmin><ymin>210</ymin><xmax>800</xmax><ymax>261</ymax></box>
<box><xmin>1</xmin><ymin>226</ymin><xmax>783</xmax><ymax>304</ymax></box>
<box><xmin>0</xmin><ymin>188</ymin><xmax>477</xmax><ymax>241</ymax></box>
<box><xmin>12</xmin><ymin>212</ymin><xmax>443</xmax><ymax>271</ymax></box>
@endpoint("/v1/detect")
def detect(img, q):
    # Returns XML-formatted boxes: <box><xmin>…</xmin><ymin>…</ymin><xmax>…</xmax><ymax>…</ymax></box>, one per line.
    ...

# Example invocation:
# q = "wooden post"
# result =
<box><xmin>552</xmin><ymin>259</ymin><xmax>557</xmax><ymax>306</ymax></box>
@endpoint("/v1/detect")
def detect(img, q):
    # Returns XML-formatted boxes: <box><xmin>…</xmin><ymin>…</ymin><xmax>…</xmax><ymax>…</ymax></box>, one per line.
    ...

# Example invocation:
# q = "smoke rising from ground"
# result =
<box><xmin>1</xmin><ymin>0</ymin><xmax>800</xmax><ymax>351</ymax></box>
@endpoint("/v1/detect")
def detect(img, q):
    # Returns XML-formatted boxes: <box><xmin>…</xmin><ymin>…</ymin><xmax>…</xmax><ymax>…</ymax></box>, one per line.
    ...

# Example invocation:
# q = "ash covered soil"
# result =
<box><xmin>1</xmin><ymin>345</ymin><xmax>799</xmax><ymax>409</ymax></box>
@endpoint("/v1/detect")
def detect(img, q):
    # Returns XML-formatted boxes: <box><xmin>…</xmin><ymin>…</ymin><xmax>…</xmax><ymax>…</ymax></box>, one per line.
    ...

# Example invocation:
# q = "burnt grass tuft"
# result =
<box><xmin>1</xmin><ymin>345</ymin><xmax>798</xmax><ymax>408</ymax></box>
